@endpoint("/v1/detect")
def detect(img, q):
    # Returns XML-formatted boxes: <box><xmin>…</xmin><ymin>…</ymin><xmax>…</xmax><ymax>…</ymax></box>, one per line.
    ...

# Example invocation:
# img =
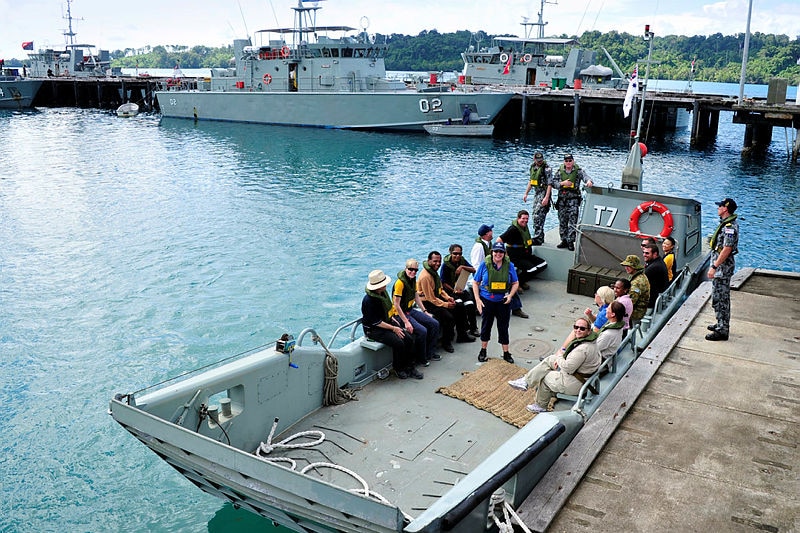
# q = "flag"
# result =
<box><xmin>502</xmin><ymin>53</ymin><xmax>513</xmax><ymax>75</ymax></box>
<box><xmin>21</xmin><ymin>41</ymin><xmax>34</xmax><ymax>51</ymax></box>
<box><xmin>623</xmin><ymin>64</ymin><xmax>638</xmax><ymax>118</ymax></box>
<box><xmin>690</xmin><ymin>59</ymin><xmax>695</xmax><ymax>73</ymax></box>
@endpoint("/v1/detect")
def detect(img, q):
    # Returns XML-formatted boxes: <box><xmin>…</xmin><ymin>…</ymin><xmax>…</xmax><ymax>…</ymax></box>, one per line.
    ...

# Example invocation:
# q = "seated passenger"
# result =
<box><xmin>361</xmin><ymin>270</ymin><xmax>422</xmax><ymax>379</ymax></box>
<box><xmin>556</xmin><ymin>286</ymin><xmax>616</xmax><ymax>352</ymax></box>
<box><xmin>595</xmin><ymin>301</ymin><xmax>625</xmax><ymax>360</ymax></box>
<box><xmin>584</xmin><ymin>285</ymin><xmax>615</xmax><ymax>332</ymax></box>
<box><xmin>507</xmin><ymin>317</ymin><xmax>600</xmax><ymax>413</ymax></box>
<box><xmin>417</xmin><ymin>251</ymin><xmax>459</xmax><ymax>353</ymax></box>
<box><xmin>439</xmin><ymin>244</ymin><xmax>479</xmax><ymax>339</ymax></box>
<box><xmin>393</xmin><ymin>259</ymin><xmax>441</xmax><ymax>366</ymax></box>
<box><xmin>612</xmin><ymin>278</ymin><xmax>634</xmax><ymax>334</ymax></box>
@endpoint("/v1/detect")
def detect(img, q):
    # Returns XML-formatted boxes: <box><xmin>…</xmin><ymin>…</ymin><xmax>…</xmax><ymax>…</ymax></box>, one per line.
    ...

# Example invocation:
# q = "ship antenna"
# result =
<box><xmin>62</xmin><ymin>0</ymin><xmax>83</xmax><ymax>47</ymax></box>
<box><xmin>236</xmin><ymin>0</ymin><xmax>250</xmax><ymax>40</ymax></box>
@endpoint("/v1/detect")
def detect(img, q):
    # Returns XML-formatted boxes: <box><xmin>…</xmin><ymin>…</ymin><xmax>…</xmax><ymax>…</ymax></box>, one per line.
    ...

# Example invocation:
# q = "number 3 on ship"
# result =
<box><xmin>418</xmin><ymin>98</ymin><xmax>443</xmax><ymax>113</ymax></box>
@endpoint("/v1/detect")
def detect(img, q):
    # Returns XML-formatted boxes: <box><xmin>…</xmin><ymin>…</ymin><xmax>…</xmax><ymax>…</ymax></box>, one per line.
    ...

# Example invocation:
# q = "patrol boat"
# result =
<box><xmin>155</xmin><ymin>1</ymin><xmax>512</xmax><ymax>130</ymax></box>
<box><xmin>0</xmin><ymin>68</ymin><xmax>42</xmax><ymax>108</ymax></box>
<box><xmin>459</xmin><ymin>0</ymin><xmax>625</xmax><ymax>89</ymax></box>
<box><xmin>109</xmin><ymin>183</ymin><xmax>709</xmax><ymax>531</ymax></box>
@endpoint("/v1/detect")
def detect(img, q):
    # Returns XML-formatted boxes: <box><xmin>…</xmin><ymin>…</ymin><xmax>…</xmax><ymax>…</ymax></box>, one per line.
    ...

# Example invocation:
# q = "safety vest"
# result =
<box><xmin>484</xmin><ymin>256</ymin><xmax>511</xmax><ymax>294</ymax></box>
<box><xmin>421</xmin><ymin>260</ymin><xmax>444</xmax><ymax>296</ymax></box>
<box><xmin>395</xmin><ymin>270</ymin><xmax>417</xmax><ymax>310</ymax></box>
<box><xmin>558</xmin><ymin>164</ymin><xmax>582</xmax><ymax>198</ymax></box>
<box><xmin>709</xmin><ymin>214</ymin><xmax>738</xmax><ymax>253</ymax></box>
<box><xmin>475</xmin><ymin>237</ymin><xmax>490</xmax><ymax>256</ymax></box>
<box><xmin>529</xmin><ymin>161</ymin><xmax>548</xmax><ymax>188</ymax></box>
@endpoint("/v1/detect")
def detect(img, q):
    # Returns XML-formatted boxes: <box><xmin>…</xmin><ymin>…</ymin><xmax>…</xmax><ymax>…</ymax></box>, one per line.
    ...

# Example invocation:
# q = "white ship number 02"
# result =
<box><xmin>418</xmin><ymin>98</ymin><xmax>444</xmax><ymax>113</ymax></box>
<box><xmin>592</xmin><ymin>205</ymin><xmax>618</xmax><ymax>226</ymax></box>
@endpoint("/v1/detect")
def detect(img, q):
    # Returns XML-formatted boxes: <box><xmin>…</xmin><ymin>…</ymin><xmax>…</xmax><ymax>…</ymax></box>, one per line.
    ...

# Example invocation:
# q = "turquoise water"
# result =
<box><xmin>0</xmin><ymin>103</ymin><xmax>797</xmax><ymax>532</ymax></box>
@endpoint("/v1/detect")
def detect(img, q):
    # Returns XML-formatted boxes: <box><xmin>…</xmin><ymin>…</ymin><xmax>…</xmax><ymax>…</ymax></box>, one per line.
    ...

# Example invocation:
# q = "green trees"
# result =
<box><xmin>100</xmin><ymin>31</ymin><xmax>798</xmax><ymax>84</ymax></box>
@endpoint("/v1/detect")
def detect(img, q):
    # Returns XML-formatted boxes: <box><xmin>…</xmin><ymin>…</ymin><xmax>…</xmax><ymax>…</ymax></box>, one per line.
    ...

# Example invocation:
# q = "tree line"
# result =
<box><xmin>7</xmin><ymin>30</ymin><xmax>799</xmax><ymax>83</ymax></box>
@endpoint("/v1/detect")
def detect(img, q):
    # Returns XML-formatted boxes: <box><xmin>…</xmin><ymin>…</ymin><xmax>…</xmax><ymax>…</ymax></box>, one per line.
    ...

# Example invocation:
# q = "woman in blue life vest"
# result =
<box><xmin>471</xmin><ymin>242</ymin><xmax>519</xmax><ymax>364</ymax></box>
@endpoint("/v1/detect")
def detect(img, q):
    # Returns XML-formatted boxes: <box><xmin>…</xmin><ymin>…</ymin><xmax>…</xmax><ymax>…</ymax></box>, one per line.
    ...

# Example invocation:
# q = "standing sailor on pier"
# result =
<box><xmin>706</xmin><ymin>198</ymin><xmax>739</xmax><ymax>341</ymax></box>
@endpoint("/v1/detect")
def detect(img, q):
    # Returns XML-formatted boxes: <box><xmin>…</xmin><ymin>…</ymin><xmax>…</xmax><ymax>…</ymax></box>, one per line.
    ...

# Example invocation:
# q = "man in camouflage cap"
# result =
<box><xmin>706</xmin><ymin>198</ymin><xmax>739</xmax><ymax>341</ymax></box>
<box><xmin>621</xmin><ymin>254</ymin><xmax>650</xmax><ymax>325</ymax></box>
<box><xmin>522</xmin><ymin>151</ymin><xmax>553</xmax><ymax>246</ymax></box>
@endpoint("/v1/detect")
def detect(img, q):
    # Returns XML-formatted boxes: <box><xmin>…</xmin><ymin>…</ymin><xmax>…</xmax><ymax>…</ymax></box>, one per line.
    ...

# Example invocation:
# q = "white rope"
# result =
<box><xmin>254</xmin><ymin>420</ymin><xmax>416</xmax><ymax>522</ymax></box>
<box><xmin>504</xmin><ymin>501</ymin><xmax>533</xmax><ymax>533</ymax></box>
<box><xmin>255</xmin><ymin>418</ymin><xmax>325</xmax><ymax>456</ymax></box>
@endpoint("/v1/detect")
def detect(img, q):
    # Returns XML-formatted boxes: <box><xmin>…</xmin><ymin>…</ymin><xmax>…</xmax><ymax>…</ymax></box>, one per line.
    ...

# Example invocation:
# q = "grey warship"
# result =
<box><xmin>156</xmin><ymin>1</ymin><xmax>512</xmax><ymax>130</ymax></box>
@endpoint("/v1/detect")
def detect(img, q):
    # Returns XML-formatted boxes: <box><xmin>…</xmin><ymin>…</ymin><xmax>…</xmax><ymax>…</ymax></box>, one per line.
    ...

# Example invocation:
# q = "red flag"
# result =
<box><xmin>502</xmin><ymin>53</ymin><xmax>513</xmax><ymax>75</ymax></box>
<box><xmin>22</xmin><ymin>41</ymin><xmax>34</xmax><ymax>50</ymax></box>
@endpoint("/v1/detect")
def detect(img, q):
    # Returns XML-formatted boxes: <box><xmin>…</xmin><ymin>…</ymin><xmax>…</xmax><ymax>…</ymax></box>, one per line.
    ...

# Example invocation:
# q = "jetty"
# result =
<box><xmin>517</xmin><ymin>268</ymin><xmax>799</xmax><ymax>532</ymax></box>
<box><xmin>496</xmin><ymin>82</ymin><xmax>800</xmax><ymax>159</ymax></box>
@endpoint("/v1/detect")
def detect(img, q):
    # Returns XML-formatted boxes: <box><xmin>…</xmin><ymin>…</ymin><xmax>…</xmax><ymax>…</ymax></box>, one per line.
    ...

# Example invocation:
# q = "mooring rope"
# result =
<box><xmin>314</xmin><ymin>334</ymin><xmax>358</xmax><ymax>406</ymax></box>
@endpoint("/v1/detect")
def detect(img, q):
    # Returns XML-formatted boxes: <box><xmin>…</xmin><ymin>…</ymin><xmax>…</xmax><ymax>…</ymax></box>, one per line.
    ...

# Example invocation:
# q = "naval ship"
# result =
<box><xmin>0</xmin><ymin>68</ymin><xmax>42</xmax><ymax>108</ymax></box>
<box><xmin>155</xmin><ymin>1</ymin><xmax>512</xmax><ymax>130</ymax></box>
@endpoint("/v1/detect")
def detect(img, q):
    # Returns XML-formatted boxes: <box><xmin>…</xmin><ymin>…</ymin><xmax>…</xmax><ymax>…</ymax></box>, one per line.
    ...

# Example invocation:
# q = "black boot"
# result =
<box><xmin>478</xmin><ymin>348</ymin><xmax>487</xmax><ymax>362</ymax></box>
<box><xmin>503</xmin><ymin>351</ymin><xmax>514</xmax><ymax>364</ymax></box>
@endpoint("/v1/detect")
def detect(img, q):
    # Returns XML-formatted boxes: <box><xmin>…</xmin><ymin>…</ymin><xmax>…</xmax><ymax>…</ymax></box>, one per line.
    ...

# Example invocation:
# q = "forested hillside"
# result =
<box><xmin>103</xmin><ymin>30</ymin><xmax>798</xmax><ymax>84</ymax></box>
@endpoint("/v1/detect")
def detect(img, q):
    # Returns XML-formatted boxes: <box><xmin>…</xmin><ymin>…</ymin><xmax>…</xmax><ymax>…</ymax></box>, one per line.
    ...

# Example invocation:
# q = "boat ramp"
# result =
<box><xmin>517</xmin><ymin>267</ymin><xmax>799</xmax><ymax>532</ymax></box>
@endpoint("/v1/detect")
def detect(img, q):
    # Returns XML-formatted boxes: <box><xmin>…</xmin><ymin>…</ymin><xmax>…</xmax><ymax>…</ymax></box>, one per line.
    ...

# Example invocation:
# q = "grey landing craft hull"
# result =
<box><xmin>0</xmin><ymin>79</ymin><xmax>42</xmax><ymax>109</ymax></box>
<box><xmin>156</xmin><ymin>90</ymin><xmax>513</xmax><ymax>131</ymax></box>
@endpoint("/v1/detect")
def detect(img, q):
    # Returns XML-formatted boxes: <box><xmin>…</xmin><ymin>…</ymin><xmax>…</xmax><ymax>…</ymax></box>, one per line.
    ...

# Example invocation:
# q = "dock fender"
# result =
<box><xmin>629</xmin><ymin>201</ymin><xmax>674</xmax><ymax>238</ymax></box>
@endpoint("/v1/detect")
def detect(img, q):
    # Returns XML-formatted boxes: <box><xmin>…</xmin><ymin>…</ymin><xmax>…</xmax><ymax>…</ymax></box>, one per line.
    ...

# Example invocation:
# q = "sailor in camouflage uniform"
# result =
<box><xmin>620</xmin><ymin>255</ymin><xmax>650</xmax><ymax>326</ymax></box>
<box><xmin>706</xmin><ymin>198</ymin><xmax>739</xmax><ymax>341</ymax></box>
<box><xmin>522</xmin><ymin>151</ymin><xmax>553</xmax><ymax>245</ymax></box>
<box><xmin>554</xmin><ymin>153</ymin><xmax>592</xmax><ymax>251</ymax></box>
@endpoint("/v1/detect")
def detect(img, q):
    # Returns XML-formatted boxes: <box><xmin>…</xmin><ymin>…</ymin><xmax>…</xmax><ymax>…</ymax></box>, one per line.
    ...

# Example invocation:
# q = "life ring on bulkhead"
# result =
<box><xmin>499</xmin><ymin>53</ymin><xmax>509</xmax><ymax>63</ymax></box>
<box><xmin>263</xmin><ymin>73</ymin><xmax>272</xmax><ymax>85</ymax></box>
<box><xmin>522</xmin><ymin>53</ymin><xmax>532</xmax><ymax>64</ymax></box>
<box><xmin>280</xmin><ymin>46</ymin><xmax>291</xmax><ymax>58</ymax></box>
<box><xmin>629</xmin><ymin>201</ymin><xmax>674</xmax><ymax>238</ymax></box>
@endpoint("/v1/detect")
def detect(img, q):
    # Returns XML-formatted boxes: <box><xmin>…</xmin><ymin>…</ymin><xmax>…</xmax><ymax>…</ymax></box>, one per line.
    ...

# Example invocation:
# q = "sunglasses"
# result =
<box><xmin>573</xmin><ymin>325</ymin><xmax>589</xmax><ymax>331</ymax></box>
<box><xmin>407</xmin><ymin>267</ymin><xmax>418</xmax><ymax>272</ymax></box>
<box><xmin>451</xmin><ymin>252</ymin><xmax>462</xmax><ymax>256</ymax></box>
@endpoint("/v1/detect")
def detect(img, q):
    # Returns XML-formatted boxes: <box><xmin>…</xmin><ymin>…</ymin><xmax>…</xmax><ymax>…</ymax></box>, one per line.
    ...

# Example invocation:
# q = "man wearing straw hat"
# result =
<box><xmin>361</xmin><ymin>270</ymin><xmax>423</xmax><ymax>380</ymax></box>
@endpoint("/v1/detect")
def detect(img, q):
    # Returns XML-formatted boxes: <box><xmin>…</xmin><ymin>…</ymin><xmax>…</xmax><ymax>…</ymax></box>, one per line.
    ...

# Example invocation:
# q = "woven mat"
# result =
<box><xmin>437</xmin><ymin>358</ymin><xmax>538</xmax><ymax>428</ymax></box>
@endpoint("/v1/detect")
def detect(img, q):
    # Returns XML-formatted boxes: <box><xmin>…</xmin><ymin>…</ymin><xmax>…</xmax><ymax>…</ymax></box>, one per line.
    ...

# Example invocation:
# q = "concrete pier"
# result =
<box><xmin>516</xmin><ymin>268</ymin><xmax>799</xmax><ymax>532</ymax></box>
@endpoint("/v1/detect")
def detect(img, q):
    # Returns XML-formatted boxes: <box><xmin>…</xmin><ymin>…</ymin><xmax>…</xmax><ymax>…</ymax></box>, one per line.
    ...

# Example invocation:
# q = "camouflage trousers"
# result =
<box><xmin>711</xmin><ymin>275</ymin><xmax>732</xmax><ymax>334</ymax></box>
<box><xmin>530</xmin><ymin>188</ymin><xmax>551</xmax><ymax>241</ymax></box>
<box><xmin>557</xmin><ymin>196</ymin><xmax>581</xmax><ymax>243</ymax></box>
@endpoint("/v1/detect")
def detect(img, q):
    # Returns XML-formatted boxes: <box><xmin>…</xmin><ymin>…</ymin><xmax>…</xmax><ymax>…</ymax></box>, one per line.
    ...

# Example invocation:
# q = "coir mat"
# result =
<box><xmin>437</xmin><ymin>358</ymin><xmax>539</xmax><ymax>428</ymax></box>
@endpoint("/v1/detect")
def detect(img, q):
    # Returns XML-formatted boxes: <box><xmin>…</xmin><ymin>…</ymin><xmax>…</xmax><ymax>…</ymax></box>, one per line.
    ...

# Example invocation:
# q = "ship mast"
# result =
<box><xmin>621</xmin><ymin>25</ymin><xmax>655</xmax><ymax>191</ymax></box>
<box><xmin>525</xmin><ymin>0</ymin><xmax>558</xmax><ymax>39</ymax></box>
<box><xmin>62</xmin><ymin>0</ymin><xmax>81</xmax><ymax>47</ymax></box>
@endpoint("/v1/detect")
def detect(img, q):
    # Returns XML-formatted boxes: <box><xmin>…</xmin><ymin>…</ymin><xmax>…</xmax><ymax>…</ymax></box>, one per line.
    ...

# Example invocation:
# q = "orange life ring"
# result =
<box><xmin>280</xmin><ymin>46</ymin><xmax>290</xmax><ymax>58</ymax></box>
<box><xmin>263</xmin><ymin>73</ymin><xmax>272</xmax><ymax>85</ymax></box>
<box><xmin>522</xmin><ymin>53</ymin><xmax>532</xmax><ymax>63</ymax></box>
<box><xmin>629</xmin><ymin>201</ymin><xmax>674</xmax><ymax>238</ymax></box>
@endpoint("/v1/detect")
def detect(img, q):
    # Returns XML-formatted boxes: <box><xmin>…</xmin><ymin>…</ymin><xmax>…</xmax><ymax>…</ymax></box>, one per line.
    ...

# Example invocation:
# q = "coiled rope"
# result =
<box><xmin>315</xmin><ymin>334</ymin><xmax>358</xmax><ymax>406</ymax></box>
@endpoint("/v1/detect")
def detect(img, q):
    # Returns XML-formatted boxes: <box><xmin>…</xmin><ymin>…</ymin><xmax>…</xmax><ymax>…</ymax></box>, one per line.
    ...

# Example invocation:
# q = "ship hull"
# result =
<box><xmin>0</xmin><ymin>79</ymin><xmax>42</xmax><ymax>109</ymax></box>
<box><xmin>156</xmin><ymin>90</ymin><xmax>513</xmax><ymax>131</ymax></box>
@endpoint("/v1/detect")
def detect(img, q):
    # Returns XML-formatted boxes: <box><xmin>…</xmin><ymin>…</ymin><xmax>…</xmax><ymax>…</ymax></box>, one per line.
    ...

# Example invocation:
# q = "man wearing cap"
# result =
<box><xmin>554</xmin><ymin>153</ymin><xmax>593</xmax><ymax>251</ymax></box>
<box><xmin>706</xmin><ymin>198</ymin><xmax>739</xmax><ymax>341</ymax></box>
<box><xmin>620</xmin><ymin>254</ymin><xmax>650</xmax><ymax>325</ymax></box>
<box><xmin>361</xmin><ymin>270</ymin><xmax>422</xmax><ymax>379</ymax></box>
<box><xmin>472</xmin><ymin>242</ymin><xmax>519</xmax><ymax>364</ymax></box>
<box><xmin>523</xmin><ymin>151</ymin><xmax>553</xmax><ymax>246</ymax></box>
<box><xmin>470</xmin><ymin>224</ymin><xmax>494</xmax><ymax>273</ymax></box>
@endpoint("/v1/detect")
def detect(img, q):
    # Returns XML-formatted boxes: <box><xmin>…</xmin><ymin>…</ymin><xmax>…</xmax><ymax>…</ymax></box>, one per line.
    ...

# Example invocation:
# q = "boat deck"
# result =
<box><xmin>519</xmin><ymin>268</ymin><xmax>800</xmax><ymax>532</ymax></box>
<box><xmin>273</xmin><ymin>276</ymin><xmax>595</xmax><ymax>517</ymax></box>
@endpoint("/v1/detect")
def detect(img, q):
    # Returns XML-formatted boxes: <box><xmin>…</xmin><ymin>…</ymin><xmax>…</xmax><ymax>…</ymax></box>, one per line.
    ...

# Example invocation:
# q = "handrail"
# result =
<box><xmin>328</xmin><ymin>318</ymin><xmax>363</xmax><ymax>346</ymax></box>
<box><xmin>295</xmin><ymin>328</ymin><xmax>320</xmax><ymax>347</ymax></box>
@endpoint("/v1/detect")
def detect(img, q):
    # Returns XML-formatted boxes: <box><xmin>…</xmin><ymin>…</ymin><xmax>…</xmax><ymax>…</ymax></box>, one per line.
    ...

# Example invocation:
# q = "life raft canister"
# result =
<box><xmin>263</xmin><ymin>73</ymin><xmax>272</xmax><ymax>85</ymax></box>
<box><xmin>629</xmin><ymin>201</ymin><xmax>674</xmax><ymax>238</ymax></box>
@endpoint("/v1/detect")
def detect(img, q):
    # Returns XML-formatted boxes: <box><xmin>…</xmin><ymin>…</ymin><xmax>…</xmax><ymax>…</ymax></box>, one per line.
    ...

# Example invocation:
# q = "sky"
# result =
<box><xmin>1</xmin><ymin>0</ymin><xmax>799</xmax><ymax>60</ymax></box>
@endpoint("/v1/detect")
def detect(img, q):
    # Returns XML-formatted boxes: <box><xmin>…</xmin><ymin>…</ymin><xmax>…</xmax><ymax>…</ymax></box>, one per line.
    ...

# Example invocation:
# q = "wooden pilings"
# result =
<box><xmin>32</xmin><ymin>77</ymin><xmax>162</xmax><ymax>111</ymax></box>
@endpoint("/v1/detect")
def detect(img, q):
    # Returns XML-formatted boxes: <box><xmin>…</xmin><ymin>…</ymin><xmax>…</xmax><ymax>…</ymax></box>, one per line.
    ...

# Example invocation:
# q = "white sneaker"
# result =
<box><xmin>526</xmin><ymin>403</ymin><xmax>546</xmax><ymax>413</ymax></box>
<box><xmin>508</xmin><ymin>377</ymin><xmax>528</xmax><ymax>391</ymax></box>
